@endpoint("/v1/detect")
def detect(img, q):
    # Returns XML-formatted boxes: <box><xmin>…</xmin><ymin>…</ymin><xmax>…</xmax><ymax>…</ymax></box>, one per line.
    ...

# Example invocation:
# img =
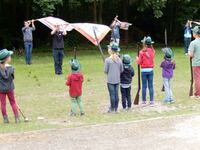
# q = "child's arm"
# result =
<box><xmin>172</xmin><ymin>60</ymin><xmax>176</xmax><ymax>69</ymax></box>
<box><xmin>104</xmin><ymin>59</ymin><xmax>109</xmax><ymax>74</ymax></box>
<box><xmin>66</xmin><ymin>75</ymin><xmax>71</xmax><ymax>86</ymax></box>
<box><xmin>160</xmin><ymin>61</ymin><xmax>165</xmax><ymax>68</ymax></box>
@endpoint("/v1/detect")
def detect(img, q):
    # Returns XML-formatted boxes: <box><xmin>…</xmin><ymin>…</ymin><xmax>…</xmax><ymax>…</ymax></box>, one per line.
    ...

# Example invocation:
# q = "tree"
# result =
<box><xmin>32</xmin><ymin>0</ymin><xmax>63</xmax><ymax>16</ymax></box>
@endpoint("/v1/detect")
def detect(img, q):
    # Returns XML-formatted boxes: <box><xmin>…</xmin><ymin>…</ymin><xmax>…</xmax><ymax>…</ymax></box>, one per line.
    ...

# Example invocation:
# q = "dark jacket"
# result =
<box><xmin>52</xmin><ymin>31</ymin><xmax>64</xmax><ymax>49</ymax></box>
<box><xmin>120</xmin><ymin>65</ymin><xmax>134</xmax><ymax>84</ymax></box>
<box><xmin>0</xmin><ymin>65</ymin><xmax>14</xmax><ymax>93</ymax></box>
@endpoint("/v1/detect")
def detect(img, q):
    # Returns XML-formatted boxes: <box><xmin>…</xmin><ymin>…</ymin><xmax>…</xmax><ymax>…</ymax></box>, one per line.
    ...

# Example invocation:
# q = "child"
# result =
<box><xmin>136</xmin><ymin>36</ymin><xmax>156</xmax><ymax>106</ymax></box>
<box><xmin>66</xmin><ymin>59</ymin><xmax>84</xmax><ymax>116</ymax></box>
<box><xmin>120</xmin><ymin>54</ymin><xmax>134</xmax><ymax>110</ymax></box>
<box><xmin>160</xmin><ymin>48</ymin><xmax>176</xmax><ymax>103</ymax></box>
<box><xmin>105</xmin><ymin>43</ymin><xmax>124</xmax><ymax>113</ymax></box>
<box><xmin>0</xmin><ymin>49</ymin><xmax>20</xmax><ymax>123</ymax></box>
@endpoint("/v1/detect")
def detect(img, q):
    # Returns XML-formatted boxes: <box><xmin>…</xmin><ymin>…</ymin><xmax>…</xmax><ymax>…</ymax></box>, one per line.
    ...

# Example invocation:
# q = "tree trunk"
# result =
<box><xmin>93</xmin><ymin>0</ymin><xmax>97</xmax><ymax>23</ymax></box>
<box><xmin>98</xmin><ymin>0</ymin><xmax>103</xmax><ymax>24</ymax></box>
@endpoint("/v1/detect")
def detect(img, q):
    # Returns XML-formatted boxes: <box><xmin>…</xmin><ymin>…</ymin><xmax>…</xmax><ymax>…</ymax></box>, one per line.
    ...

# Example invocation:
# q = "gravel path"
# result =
<box><xmin>1</xmin><ymin>114</ymin><xmax>200</xmax><ymax>150</ymax></box>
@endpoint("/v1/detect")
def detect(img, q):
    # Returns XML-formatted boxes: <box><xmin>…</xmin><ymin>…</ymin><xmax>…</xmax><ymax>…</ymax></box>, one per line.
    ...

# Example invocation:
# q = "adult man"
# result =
<box><xmin>188</xmin><ymin>26</ymin><xmax>200</xmax><ymax>99</ymax></box>
<box><xmin>110</xmin><ymin>17</ymin><xmax>121</xmax><ymax>46</ymax></box>
<box><xmin>184</xmin><ymin>20</ymin><xmax>192</xmax><ymax>55</ymax></box>
<box><xmin>22</xmin><ymin>20</ymin><xmax>35</xmax><ymax>65</ymax></box>
<box><xmin>51</xmin><ymin>25</ymin><xmax>67</xmax><ymax>75</ymax></box>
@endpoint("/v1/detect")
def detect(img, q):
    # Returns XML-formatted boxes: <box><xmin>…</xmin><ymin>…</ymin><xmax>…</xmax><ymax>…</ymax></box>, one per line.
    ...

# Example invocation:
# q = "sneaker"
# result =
<box><xmin>141</xmin><ymin>101</ymin><xmax>146</xmax><ymax>106</ymax></box>
<box><xmin>3</xmin><ymin>116</ymin><xmax>9</xmax><ymax>124</ymax></box>
<box><xmin>170</xmin><ymin>99</ymin><xmax>175</xmax><ymax>103</ymax></box>
<box><xmin>185</xmin><ymin>53</ymin><xmax>188</xmax><ymax>56</ymax></box>
<box><xmin>80</xmin><ymin>112</ymin><xmax>85</xmax><ymax>116</ymax></box>
<box><xmin>163</xmin><ymin>99</ymin><xmax>171</xmax><ymax>104</ymax></box>
<box><xmin>70</xmin><ymin>112</ymin><xmax>76</xmax><ymax>116</ymax></box>
<box><xmin>190</xmin><ymin>96</ymin><xmax>200</xmax><ymax>99</ymax></box>
<box><xmin>150</xmin><ymin>101</ymin><xmax>155</xmax><ymax>107</ymax></box>
<box><xmin>15</xmin><ymin>117</ymin><xmax>20</xmax><ymax>124</ymax></box>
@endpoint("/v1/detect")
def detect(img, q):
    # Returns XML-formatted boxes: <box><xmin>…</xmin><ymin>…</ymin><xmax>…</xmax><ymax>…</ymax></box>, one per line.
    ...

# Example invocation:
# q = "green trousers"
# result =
<box><xmin>71</xmin><ymin>96</ymin><xmax>84</xmax><ymax>114</ymax></box>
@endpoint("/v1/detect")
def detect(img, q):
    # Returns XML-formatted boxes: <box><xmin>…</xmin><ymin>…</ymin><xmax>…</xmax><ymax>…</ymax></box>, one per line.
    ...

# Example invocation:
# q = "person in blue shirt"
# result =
<box><xmin>22</xmin><ymin>20</ymin><xmax>36</xmax><ymax>65</ymax></box>
<box><xmin>184</xmin><ymin>20</ymin><xmax>192</xmax><ymax>55</ymax></box>
<box><xmin>110</xmin><ymin>17</ymin><xmax>121</xmax><ymax>46</ymax></box>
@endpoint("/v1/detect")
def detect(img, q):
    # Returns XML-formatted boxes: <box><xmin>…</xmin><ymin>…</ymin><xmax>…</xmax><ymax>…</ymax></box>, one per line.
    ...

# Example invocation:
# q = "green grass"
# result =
<box><xmin>0</xmin><ymin>46</ymin><xmax>199</xmax><ymax>133</ymax></box>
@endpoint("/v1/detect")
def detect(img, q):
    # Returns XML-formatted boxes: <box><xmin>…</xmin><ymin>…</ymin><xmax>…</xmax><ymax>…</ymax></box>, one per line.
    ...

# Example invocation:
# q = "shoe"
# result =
<box><xmin>190</xmin><ymin>96</ymin><xmax>200</xmax><ymax>99</ymax></box>
<box><xmin>80</xmin><ymin>112</ymin><xmax>85</xmax><ymax>116</ymax></box>
<box><xmin>141</xmin><ymin>101</ymin><xmax>146</xmax><ymax>106</ymax></box>
<box><xmin>70</xmin><ymin>111</ymin><xmax>76</xmax><ymax>116</ymax></box>
<box><xmin>185</xmin><ymin>53</ymin><xmax>188</xmax><ymax>56</ymax></box>
<box><xmin>3</xmin><ymin>116</ymin><xmax>9</xmax><ymax>124</ymax></box>
<box><xmin>150</xmin><ymin>101</ymin><xmax>155</xmax><ymax>107</ymax></box>
<box><xmin>15</xmin><ymin>117</ymin><xmax>20</xmax><ymax>124</ymax></box>
<box><xmin>107</xmin><ymin>107</ymin><xmax>114</xmax><ymax>113</ymax></box>
<box><xmin>163</xmin><ymin>99</ymin><xmax>171</xmax><ymax>104</ymax></box>
<box><xmin>170</xmin><ymin>99</ymin><xmax>175</xmax><ymax>103</ymax></box>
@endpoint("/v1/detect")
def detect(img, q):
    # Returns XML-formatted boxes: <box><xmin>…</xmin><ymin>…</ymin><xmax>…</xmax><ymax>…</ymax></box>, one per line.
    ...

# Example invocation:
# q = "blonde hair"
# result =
<box><xmin>108</xmin><ymin>49</ymin><xmax>120</xmax><ymax>62</ymax></box>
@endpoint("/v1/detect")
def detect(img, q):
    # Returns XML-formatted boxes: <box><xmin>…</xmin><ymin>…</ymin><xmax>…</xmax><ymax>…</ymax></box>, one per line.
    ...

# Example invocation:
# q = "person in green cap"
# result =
<box><xmin>188</xmin><ymin>26</ymin><xmax>200</xmax><ymax>99</ymax></box>
<box><xmin>0</xmin><ymin>49</ymin><xmax>20</xmax><ymax>123</ymax></box>
<box><xmin>105</xmin><ymin>43</ymin><xmax>123</xmax><ymax>113</ymax></box>
<box><xmin>136</xmin><ymin>36</ymin><xmax>156</xmax><ymax>106</ymax></box>
<box><xmin>66</xmin><ymin>59</ymin><xmax>84</xmax><ymax>116</ymax></box>
<box><xmin>160</xmin><ymin>48</ymin><xmax>176</xmax><ymax>104</ymax></box>
<box><xmin>120</xmin><ymin>54</ymin><xmax>134</xmax><ymax>110</ymax></box>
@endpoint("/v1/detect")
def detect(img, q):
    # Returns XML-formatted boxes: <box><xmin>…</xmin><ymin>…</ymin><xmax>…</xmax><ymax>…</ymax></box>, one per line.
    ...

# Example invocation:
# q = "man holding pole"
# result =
<box><xmin>188</xmin><ymin>26</ymin><xmax>200</xmax><ymax>99</ymax></box>
<box><xmin>110</xmin><ymin>16</ymin><xmax>121</xmax><ymax>46</ymax></box>
<box><xmin>22</xmin><ymin>20</ymin><xmax>35</xmax><ymax>65</ymax></box>
<box><xmin>51</xmin><ymin>25</ymin><xmax>67</xmax><ymax>75</ymax></box>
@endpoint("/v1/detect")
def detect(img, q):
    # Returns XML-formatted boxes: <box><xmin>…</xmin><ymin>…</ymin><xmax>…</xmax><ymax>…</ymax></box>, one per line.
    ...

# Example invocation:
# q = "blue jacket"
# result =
<box><xmin>120</xmin><ymin>65</ymin><xmax>134</xmax><ymax>84</ymax></box>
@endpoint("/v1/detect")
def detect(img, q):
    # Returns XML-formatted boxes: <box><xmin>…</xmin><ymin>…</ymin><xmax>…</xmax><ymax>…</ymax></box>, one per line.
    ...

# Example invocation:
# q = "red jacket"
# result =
<box><xmin>137</xmin><ymin>47</ymin><xmax>156</xmax><ymax>68</ymax></box>
<box><xmin>66</xmin><ymin>72</ymin><xmax>84</xmax><ymax>97</ymax></box>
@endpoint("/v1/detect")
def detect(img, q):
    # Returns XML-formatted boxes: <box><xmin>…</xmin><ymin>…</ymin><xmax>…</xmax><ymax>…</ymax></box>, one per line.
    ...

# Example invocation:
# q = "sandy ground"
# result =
<box><xmin>1</xmin><ymin>114</ymin><xmax>200</xmax><ymax>150</ymax></box>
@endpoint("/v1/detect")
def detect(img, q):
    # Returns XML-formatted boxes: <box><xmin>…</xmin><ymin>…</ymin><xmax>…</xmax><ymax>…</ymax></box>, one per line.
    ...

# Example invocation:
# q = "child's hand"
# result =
<box><xmin>172</xmin><ymin>60</ymin><xmax>176</xmax><ymax>64</ymax></box>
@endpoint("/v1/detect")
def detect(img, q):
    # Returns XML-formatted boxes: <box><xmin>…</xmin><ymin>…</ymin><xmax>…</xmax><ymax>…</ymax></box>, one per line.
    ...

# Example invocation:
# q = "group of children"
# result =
<box><xmin>0</xmin><ymin>35</ymin><xmax>176</xmax><ymax>123</ymax></box>
<box><xmin>104</xmin><ymin>36</ymin><xmax>176</xmax><ymax>113</ymax></box>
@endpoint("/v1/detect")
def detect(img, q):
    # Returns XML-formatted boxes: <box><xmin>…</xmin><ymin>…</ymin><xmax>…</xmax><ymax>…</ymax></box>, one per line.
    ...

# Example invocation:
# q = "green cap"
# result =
<box><xmin>0</xmin><ymin>49</ymin><xmax>13</xmax><ymax>63</ymax></box>
<box><xmin>192</xmin><ymin>26</ymin><xmax>200</xmax><ymax>34</ymax></box>
<box><xmin>69</xmin><ymin>59</ymin><xmax>80</xmax><ymax>72</ymax></box>
<box><xmin>108</xmin><ymin>43</ymin><xmax>120</xmax><ymax>52</ymax></box>
<box><xmin>162</xmin><ymin>47</ymin><xmax>174</xmax><ymax>59</ymax></box>
<box><xmin>141</xmin><ymin>36</ymin><xmax>154</xmax><ymax>45</ymax></box>
<box><xmin>122</xmin><ymin>54</ymin><xmax>132</xmax><ymax>65</ymax></box>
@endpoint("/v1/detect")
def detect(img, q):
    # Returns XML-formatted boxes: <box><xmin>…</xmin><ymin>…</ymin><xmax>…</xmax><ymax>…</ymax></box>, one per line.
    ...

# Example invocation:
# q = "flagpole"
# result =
<box><xmin>93</xmin><ymin>28</ymin><xmax>105</xmax><ymax>63</ymax></box>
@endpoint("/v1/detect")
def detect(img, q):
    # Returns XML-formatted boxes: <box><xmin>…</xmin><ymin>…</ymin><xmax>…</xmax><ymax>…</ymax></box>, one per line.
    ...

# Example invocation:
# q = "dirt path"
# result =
<box><xmin>1</xmin><ymin>114</ymin><xmax>200</xmax><ymax>150</ymax></box>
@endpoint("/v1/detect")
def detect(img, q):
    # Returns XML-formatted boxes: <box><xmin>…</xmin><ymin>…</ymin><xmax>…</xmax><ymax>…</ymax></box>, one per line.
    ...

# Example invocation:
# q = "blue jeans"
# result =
<box><xmin>24</xmin><ymin>42</ymin><xmax>33</xmax><ymax>64</ymax></box>
<box><xmin>107</xmin><ymin>83</ymin><xmax>119</xmax><ymax>111</ymax></box>
<box><xmin>184</xmin><ymin>37</ymin><xmax>191</xmax><ymax>53</ymax></box>
<box><xmin>53</xmin><ymin>49</ymin><xmax>64</xmax><ymax>74</ymax></box>
<box><xmin>120</xmin><ymin>86</ymin><xmax>131</xmax><ymax>109</ymax></box>
<box><xmin>163</xmin><ymin>78</ymin><xmax>173</xmax><ymax>102</ymax></box>
<box><xmin>141</xmin><ymin>71</ymin><xmax>154</xmax><ymax>102</ymax></box>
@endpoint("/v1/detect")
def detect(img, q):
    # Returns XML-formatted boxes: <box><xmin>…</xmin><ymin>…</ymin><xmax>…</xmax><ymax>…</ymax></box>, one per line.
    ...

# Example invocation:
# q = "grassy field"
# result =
<box><xmin>0</xmin><ymin>46</ymin><xmax>199</xmax><ymax>133</ymax></box>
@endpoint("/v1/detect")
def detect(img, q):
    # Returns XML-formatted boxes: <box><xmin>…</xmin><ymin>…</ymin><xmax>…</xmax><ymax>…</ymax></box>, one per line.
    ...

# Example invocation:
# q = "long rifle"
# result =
<box><xmin>161</xmin><ymin>28</ymin><xmax>168</xmax><ymax>92</ymax></box>
<box><xmin>189</xmin><ymin>57</ymin><xmax>194</xmax><ymax>96</ymax></box>
<box><xmin>134</xmin><ymin>43</ymin><xmax>141</xmax><ymax>105</ymax></box>
<box><xmin>74</xmin><ymin>47</ymin><xmax>77</xmax><ymax>59</ymax></box>
<box><xmin>93</xmin><ymin>28</ymin><xmax>105</xmax><ymax>63</ymax></box>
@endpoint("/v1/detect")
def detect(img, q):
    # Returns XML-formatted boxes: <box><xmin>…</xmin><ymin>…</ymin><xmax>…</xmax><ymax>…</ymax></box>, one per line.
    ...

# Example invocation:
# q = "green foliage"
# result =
<box><xmin>33</xmin><ymin>0</ymin><xmax>63</xmax><ymax>16</ymax></box>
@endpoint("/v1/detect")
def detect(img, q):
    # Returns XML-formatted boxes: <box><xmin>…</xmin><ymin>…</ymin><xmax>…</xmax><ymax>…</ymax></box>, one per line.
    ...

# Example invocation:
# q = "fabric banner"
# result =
<box><xmin>120</xmin><ymin>22</ymin><xmax>132</xmax><ymax>30</ymax></box>
<box><xmin>37</xmin><ymin>17</ymin><xmax>111</xmax><ymax>45</ymax></box>
<box><xmin>37</xmin><ymin>16</ymin><xmax>74</xmax><ymax>31</ymax></box>
<box><xmin>72</xmin><ymin>23</ymin><xmax>111</xmax><ymax>45</ymax></box>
